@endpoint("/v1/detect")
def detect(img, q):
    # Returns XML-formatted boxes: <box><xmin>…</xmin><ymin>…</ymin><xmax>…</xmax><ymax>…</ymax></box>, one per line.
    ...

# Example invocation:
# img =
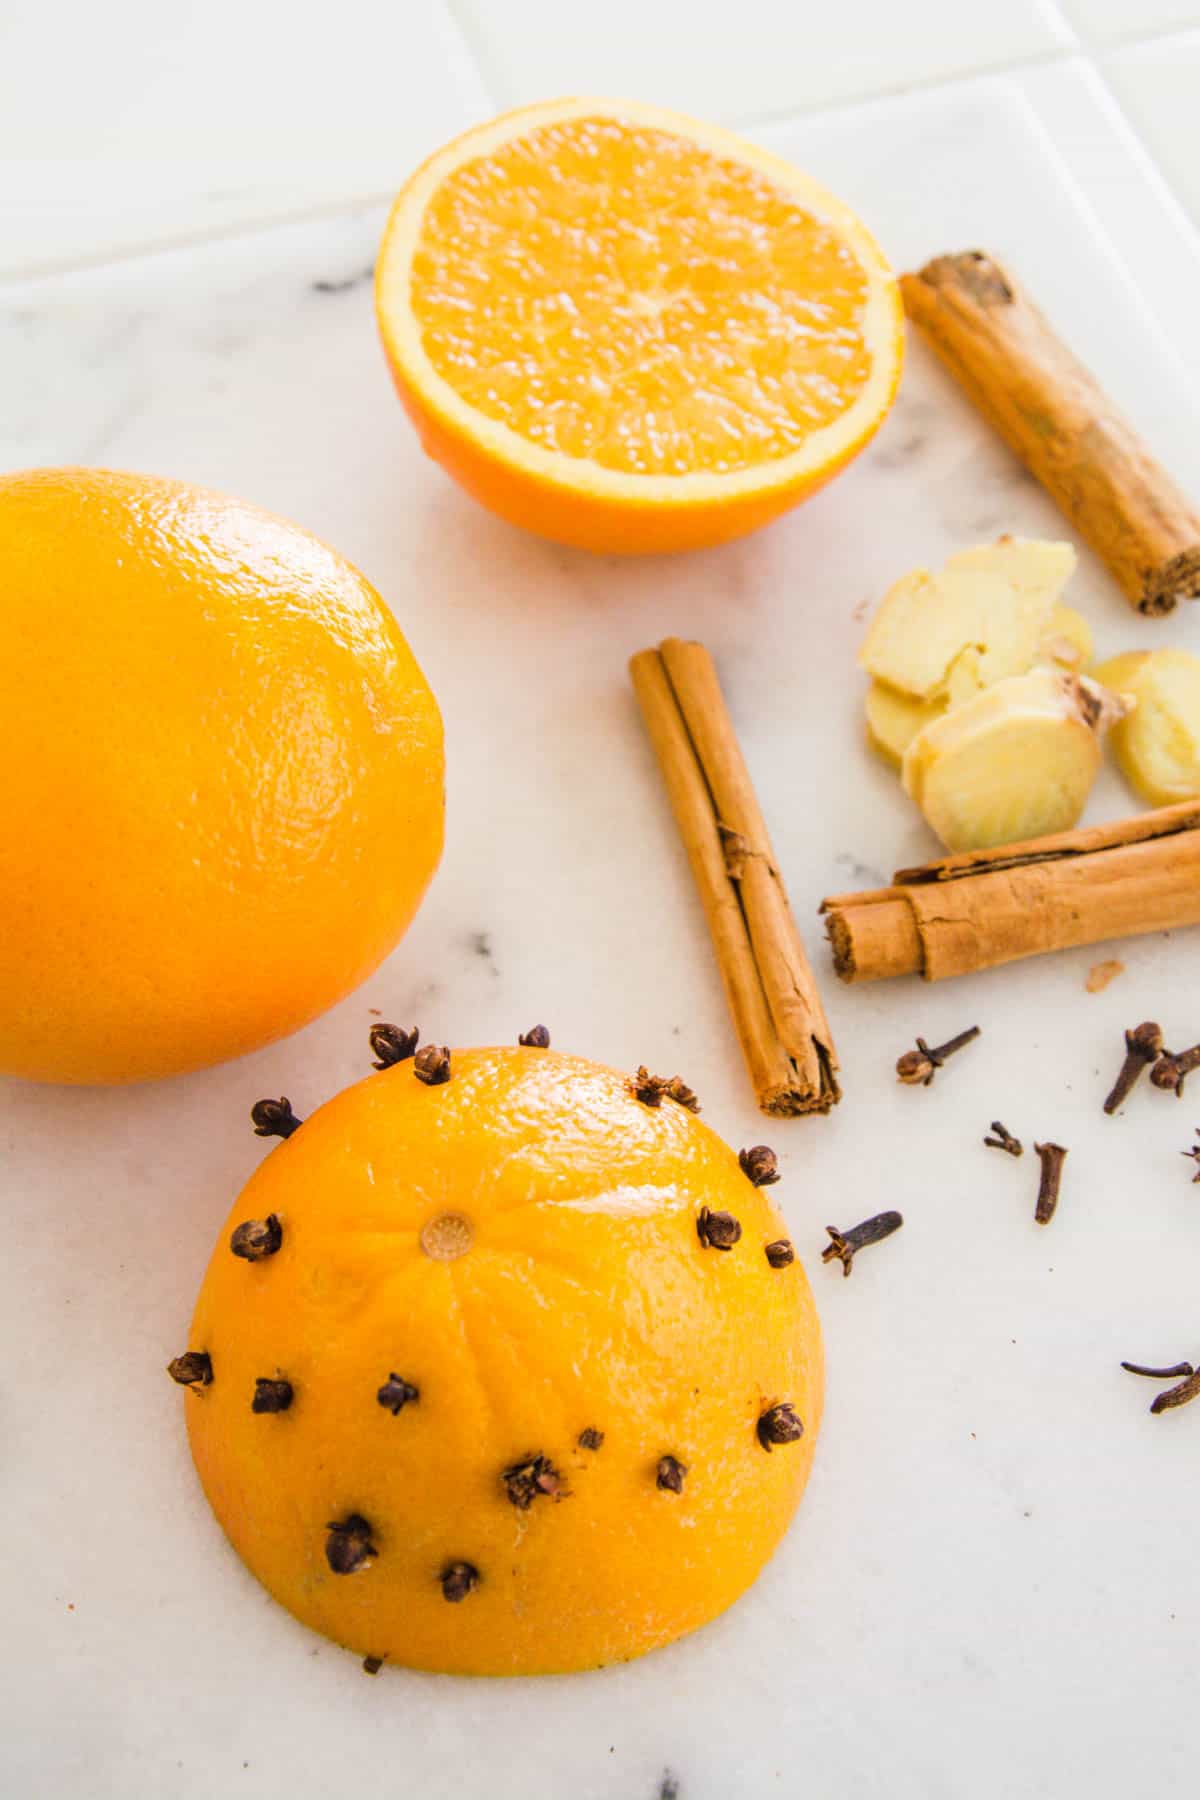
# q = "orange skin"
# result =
<box><xmin>183</xmin><ymin>1048</ymin><xmax>823</xmax><ymax>1676</ymax></box>
<box><xmin>0</xmin><ymin>468</ymin><xmax>443</xmax><ymax>1084</ymax></box>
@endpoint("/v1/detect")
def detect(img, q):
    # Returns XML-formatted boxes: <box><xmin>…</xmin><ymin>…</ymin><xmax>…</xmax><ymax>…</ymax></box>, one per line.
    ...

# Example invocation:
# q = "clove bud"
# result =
<box><xmin>1150</xmin><ymin>1043</ymin><xmax>1200</xmax><ymax>1097</ymax></box>
<box><xmin>167</xmin><ymin>1350</ymin><xmax>212</xmax><ymax>1387</ymax></box>
<box><xmin>696</xmin><ymin>1206</ymin><xmax>741</xmax><ymax>1251</ymax></box>
<box><xmin>230</xmin><ymin>1213</ymin><xmax>283</xmax><ymax>1261</ymax></box>
<box><xmin>764</xmin><ymin>1239</ymin><xmax>795</xmax><ymax>1269</ymax></box>
<box><xmin>738</xmin><ymin>1145</ymin><xmax>780</xmax><ymax>1186</ymax></box>
<box><xmin>325</xmin><ymin>1514</ymin><xmax>377</xmax><ymax>1575</ymax></box>
<box><xmin>501</xmin><ymin>1453</ymin><xmax>565</xmax><ymax>1509</ymax></box>
<box><xmin>251</xmin><ymin>1096</ymin><xmax>303</xmax><ymax>1139</ymax></box>
<box><xmin>376</xmin><ymin>1373</ymin><xmax>419</xmax><ymax>1415</ymax></box>
<box><xmin>822</xmin><ymin>1210</ymin><xmax>903</xmax><ymax>1276</ymax></box>
<box><xmin>1102</xmin><ymin>1021</ymin><xmax>1163</xmax><ymax>1114</ymax></box>
<box><xmin>518</xmin><ymin>1025</ymin><xmax>550</xmax><ymax>1047</ymax></box>
<box><xmin>1033</xmin><ymin>1141</ymin><xmax>1068</xmax><ymax>1224</ymax></box>
<box><xmin>440</xmin><ymin>1561</ymin><xmax>479</xmax><ymax>1602</ymax></box>
<box><xmin>983</xmin><ymin>1121</ymin><xmax>1023</xmax><ymax>1157</ymax></box>
<box><xmin>577</xmin><ymin>1428</ymin><xmax>604</xmax><ymax>1451</ymax></box>
<box><xmin>370</xmin><ymin>1023</ymin><xmax>419</xmax><ymax>1069</ymax></box>
<box><xmin>655</xmin><ymin>1455</ymin><xmax>687</xmax><ymax>1494</ymax></box>
<box><xmin>895</xmin><ymin>1026</ymin><xmax>980</xmax><ymax>1087</ymax></box>
<box><xmin>413</xmin><ymin>1044</ymin><xmax>452</xmax><ymax>1086</ymax></box>
<box><xmin>251</xmin><ymin>1378</ymin><xmax>293</xmax><ymax>1413</ymax></box>
<box><xmin>756</xmin><ymin>1402</ymin><xmax>804</xmax><ymax>1451</ymax></box>
<box><xmin>632</xmin><ymin>1067</ymin><xmax>699</xmax><ymax>1112</ymax></box>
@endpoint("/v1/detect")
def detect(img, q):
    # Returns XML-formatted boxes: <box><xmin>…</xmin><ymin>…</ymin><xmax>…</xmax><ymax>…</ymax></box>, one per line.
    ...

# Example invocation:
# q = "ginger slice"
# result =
<box><xmin>1036</xmin><ymin>602</ymin><xmax>1093</xmax><ymax>672</ymax></box>
<box><xmin>1095</xmin><ymin>648</ymin><xmax>1200</xmax><ymax>806</ymax></box>
<box><xmin>860</xmin><ymin>537</ymin><xmax>1072</xmax><ymax>701</ymax></box>
<box><xmin>902</xmin><ymin>668</ymin><xmax>1124</xmax><ymax>851</ymax></box>
<box><xmin>864</xmin><ymin>650</ymin><xmax>984</xmax><ymax>767</ymax></box>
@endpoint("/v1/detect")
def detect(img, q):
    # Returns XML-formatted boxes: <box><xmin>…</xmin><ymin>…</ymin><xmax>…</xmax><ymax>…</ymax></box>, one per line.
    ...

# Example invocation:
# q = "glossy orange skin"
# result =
<box><xmin>0</xmin><ymin>469</ymin><xmax>443</xmax><ymax>1084</ymax></box>
<box><xmin>184</xmin><ymin>1049</ymin><xmax>823</xmax><ymax>1675</ymax></box>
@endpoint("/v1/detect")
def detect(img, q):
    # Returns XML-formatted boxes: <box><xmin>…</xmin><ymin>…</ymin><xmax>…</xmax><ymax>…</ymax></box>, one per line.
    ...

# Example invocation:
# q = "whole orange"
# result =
<box><xmin>0</xmin><ymin>468</ymin><xmax>443</xmax><ymax>1084</ymax></box>
<box><xmin>376</xmin><ymin>98</ymin><xmax>903</xmax><ymax>554</ymax></box>
<box><xmin>175</xmin><ymin>1042</ymin><xmax>823</xmax><ymax>1675</ymax></box>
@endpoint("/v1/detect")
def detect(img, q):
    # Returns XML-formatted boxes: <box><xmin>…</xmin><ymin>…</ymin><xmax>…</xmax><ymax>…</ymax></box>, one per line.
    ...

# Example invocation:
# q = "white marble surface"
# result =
<box><xmin>4</xmin><ymin>18</ymin><xmax>1200</xmax><ymax>1800</ymax></box>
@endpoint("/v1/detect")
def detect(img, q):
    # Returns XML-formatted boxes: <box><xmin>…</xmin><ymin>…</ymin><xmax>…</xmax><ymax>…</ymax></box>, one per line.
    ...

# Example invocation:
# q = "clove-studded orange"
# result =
<box><xmin>0</xmin><ymin>468</ymin><xmax>443</xmax><ymax>1084</ymax></box>
<box><xmin>177</xmin><ymin>1043</ymin><xmax>823</xmax><ymax>1675</ymax></box>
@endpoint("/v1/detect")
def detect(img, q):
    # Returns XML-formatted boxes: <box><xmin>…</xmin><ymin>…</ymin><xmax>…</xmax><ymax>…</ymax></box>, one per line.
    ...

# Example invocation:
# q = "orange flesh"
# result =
<box><xmin>411</xmin><ymin>117</ymin><xmax>873</xmax><ymax>476</ymax></box>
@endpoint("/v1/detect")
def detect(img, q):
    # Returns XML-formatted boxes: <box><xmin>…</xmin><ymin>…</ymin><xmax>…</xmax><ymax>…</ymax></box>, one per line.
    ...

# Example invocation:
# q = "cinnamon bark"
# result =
<box><xmin>901</xmin><ymin>252</ymin><xmax>1200</xmax><ymax>616</ymax></box>
<box><xmin>822</xmin><ymin>801</ymin><xmax>1200</xmax><ymax>984</ymax></box>
<box><xmin>631</xmin><ymin>639</ymin><xmax>839</xmax><ymax>1115</ymax></box>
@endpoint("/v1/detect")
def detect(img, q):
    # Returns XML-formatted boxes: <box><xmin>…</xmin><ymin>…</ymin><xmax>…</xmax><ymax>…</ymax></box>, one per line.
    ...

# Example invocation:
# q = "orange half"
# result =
<box><xmin>376</xmin><ymin>98</ymin><xmax>903</xmax><ymax>554</ymax></box>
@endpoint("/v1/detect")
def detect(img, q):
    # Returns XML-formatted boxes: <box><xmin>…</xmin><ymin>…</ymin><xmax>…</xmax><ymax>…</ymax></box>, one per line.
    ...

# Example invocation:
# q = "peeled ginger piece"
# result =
<box><xmin>902</xmin><ymin>667</ymin><xmax>1125</xmax><ymax>851</ymax></box>
<box><xmin>865</xmin><ymin>651</ymin><xmax>985</xmax><ymax>767</ymax></box>
<box><xmin>1093</xmin><ymin>648</ymin><xmax>1200</xmax><ymax>806</ymax></box>
<box><xmin>860</xmin><ymin>537</ymin><xmax>1075</xmax><ymax>700</ymax></box>
<box><xmin>1037</xmin><ymin>603</ymin><xmax>1093</xmax><ymax>672</ymax></box>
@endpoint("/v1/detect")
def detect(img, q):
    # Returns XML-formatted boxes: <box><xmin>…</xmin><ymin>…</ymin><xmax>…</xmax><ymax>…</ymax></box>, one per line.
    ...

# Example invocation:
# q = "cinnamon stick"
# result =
<box><xmin>823</xmin><ymin>801</ymin><xmax>1200</xmax><ymax>984</ymax></box>
<box><xmin>630</xmin><ymin>639</ymin><xmax>839</xmax><ymax>1116</ymax></box>
<box><xmin>901</xmin><ymin>251</ymin><xmax>1200</xmax><ymax>617</ymax></box>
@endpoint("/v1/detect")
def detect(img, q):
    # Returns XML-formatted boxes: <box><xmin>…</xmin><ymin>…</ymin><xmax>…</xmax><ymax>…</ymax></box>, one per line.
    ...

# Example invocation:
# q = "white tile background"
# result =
<box><xmin>5</xmin><ymin>7</ymin><xmax>1200</xmax><ymax>1800</ymax></box>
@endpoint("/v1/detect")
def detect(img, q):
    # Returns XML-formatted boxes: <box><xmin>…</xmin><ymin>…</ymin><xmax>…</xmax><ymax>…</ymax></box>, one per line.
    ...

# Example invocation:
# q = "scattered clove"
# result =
<box><xmin>756</xmin><ymin>1402</ymin><xmax>804</xmax><ymax>1451</ymax></box>
<box><xmin>1102</xmin><ymin>1021</ymin><xmax>1163</xmax><ymax>1114</ymax></box>
<box><xmin>325</xmin><ymin>1514</ymin><xmax>377</xmax><ymax>1575</ymax></box>
<box><xmin>895</xmin><ymin>1026</ymin><xmax>980</xmax><ymax>1086</ymax></box>
<box><xmin>577</xmin><ymin>1428</ymin><xmax>604</xmax><ymax>1451</ymax></box>
<box><xmin>631</xmin><ymin>1067</ymin><xmax>700</xmax><ymax>1111</ymax></box>
<box><xmin>1183</xmin><ymin>1131</ymin><xmax>1200</xmax><ymax>1181</ymax></box>
<box><xmin>362</xmin><ymin>1656</ymin><xmax>384</xmax><ymax>1676</ymax></box>
<box><xmin>1121</xmin><ymin>1359</ymin><xmax>1195</xmax><ymax>1379</ymax></box>
<box><xmin>1150</xmin><ymin>1371</ymin><xmax>1200</xmax><ymax>1414</ymax></box>
<box><xmin>230</xmin><ymin>1213</ymin><xmax>283</xmax><ymax>1261</ymax></box>
<box><xmin>822</xmin><ymin>1210</ymin><xmax>903</xmax><ymax>1277</ymax></box>
<box><xmin>376</xmin><ymin>1373</ymin><xmax>419</xmax><ymax>1415</ymax></box>
<box><xmin>518</xmin><ymin>1025</ymin><xmax>551</xmax><ymax>1047</ymax></box>
<box><xmin>765</xmin><ymin>1239</ymin><xmax>795</xmax><ymax>1269</ymax></box>
<box><xmin>696</xmin><ymin>1206</ymin><xmax>741</xmax><ymax>1251</ymax></box>
<box><xmin>983</xmin><ymin>1121</ymin><xmax>1023</xmax><ymax>1157</ymax></box>
<box><xmin>656</xmin><ymin>1455</ymin><xmax>687</xmax><ymax>1494</ymax></box>
<box><xmin>252</xmin><ymin>1378</ymin><xmax>293</xmax><ymax>1414</ymax></box>
<box><xmin>1033</xmin><ymin>1141</ymin><xmax>1068</xmax><ymax>1224</ymax></box>
<box><xmin>440</xmin><ymin>1561</ymin><xmax>479</xmax><ymax>1603</ymax></box>
<box><xmin>501</xmin><ymin>1453</ymin><xmax>565</xmax><ymax>1509</ymax></box>
<box><xmin>370</xmin><ymin>1023</ymin><xmax>419</xmax><ymax>1069</ymax></box>
<box><xmin>738</xmin><ymin>1145</ymin><xmax>780</xmax><ymax>1186</ymax></box>
<box><xmin>413</xmin><ymin>1044</ymin><xmax>452</xmax><ymax>1086</ymax></box>
<box><xmin>251</xmin><ymin>1096</ymin><xmax>303</xmax><ymax>1139</ymax></box>
<box><xmin>167</xmin><ymin>1350</ymin><xmax>212</xmax><ymax>1387</ymax></box>
<box><xmin>1150</xmin><ymin>1043</ymin><xmax>1200</xmax><ymax>1097</ymax></box>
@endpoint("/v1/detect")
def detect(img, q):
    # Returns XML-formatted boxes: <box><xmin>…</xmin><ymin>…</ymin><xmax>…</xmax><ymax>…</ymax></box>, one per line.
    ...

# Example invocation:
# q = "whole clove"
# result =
<box><xmin>696</xmin><ymin>1206</ymin><xmax>741</xmax><ymax>1251</ymax></box>
<box><xmin>577</xmin><ymin>1428</ymin><xmax>604</xmax><ymax>1451</ymax></box>
<box><xmin>1149</xmin><ymin>1371</ymin><xmax>1200</xmax><ymax>1414</ymax></box>
<box><xmin>756</xmin><ymin>1402</ymin><xmax>804</xmax><ymax>1451</ymax></box>
<box><xmin>251</xmin><ymin>1377</ymin><xmax>293</xmax><ymax>1414</ymax></box>
<box><xmin>167</xmin><ymin>1350</ymin><xmax>212</xmax><ymax>1387</ymax></box>
<box><xmin>983</xmin><ymin>1121</ymin><xmax>1023</xmax><ymax>1157</ymax></box>
<box><xmin>518</xmin><ymin>1025</ymin><xmax>551</xmax><ymax>1047</ymax></box>
<box><xmin>362</xmin><ymin>1656</ymin><xmax>384</xmax><ymax>1675</ymax></box>
<box><xmin>1182</xmin><ymin>1130</ymin><xmax>1200</xmax><ymax>1181</ymax></box>
<box><xmin>1102</xmin><ymin>1021</ymin><xmax>1163</xmax><ymax>1114</ymax></box>
<box><xmin>1121</xmin><ymin>1359</ymin><xmax>1195</xmax><ymax>1379</ymax></box>
<box><xmin>230</xmin><ymin>1213</ymin><xmax>283</xmax><ymax>1261</ymax></box>
<box><xmin>739</xmin><ymin>1145</ymin><xmax>780</xmax><ymax>1186</ymax></box>
<box><xmin>251</xmin><ymin>1096</ymin><xmax>303</xmax><ymax>1139</ymax></box>
<box><xmin>325</xmin><ymin>1514</ymin><xmax>377</xmax><ymax>1575</ymax></box>
<box><xmin>1033</xmin><ymin>1141</ymin><xmax>1068</xmax><ymax>1224</ymax></box>
<box><xmin>895</xmin><ymin>1026</ymin><xmax>980</xmax><ymax>1086</ymax></box>
<box><xmin>1150</xmin><ymin>1043</ymin><xmax>1200</xmax><ymax>1097</ymax></box>
<box><xmin>376</xmin><ymin>1373</ymin><xmax>419</xmax><ymax>1415</ymax></box>
<box><xmin>655</xmin><ymin>1455</ymin><xmax>687</xmax><ymax>1494</ymax></box>
<box><xmin>501</xmin><ymin>1453</ymin><xmax>565</xmax><ymax>1509</ymax></box>
<box><xmin>765</xmin><ymin>1238</ymin><xmax>795</xmax><ymax>1268</ymax></box>
<box><xmin>370</xmin><ymin>1023</ymin><xmax>419</xmax><ymax>1069</ymax></box>
<box><xmin>822</xmin><ymin>1210</ymin><xmax>903</xmax><ymax>1276</ymax></box>
<box><xmin>413</xmin><ymin>1044</ymin><xmax>452</xmax><ymax>1086</ymax></box>
<box><xmin>440</xmin><ymin>1561</ymin><xmax>479</xmax><ymax>1603</ymax></box>
<box><xmin>632</xmin><ymin>1067</ymin><xmax>700</xmax><ymax>1112</ymax></box>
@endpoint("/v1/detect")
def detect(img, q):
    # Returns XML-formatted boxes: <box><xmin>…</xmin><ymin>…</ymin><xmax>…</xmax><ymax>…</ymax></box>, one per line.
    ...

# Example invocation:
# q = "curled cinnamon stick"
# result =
<box><xmin>822</xmin><ymin>801</ymin><xmax>1200</xmax><ymax>984</ymax></box>
<box><xmin>631</xmin><ymin>639</ymin><xmax>839</xmax><ymax>1116</ymax></box>
<box><xmin>901</xmin><ymin>251</ymin><xmax>1200</xmax><ymax>617</ymax></box>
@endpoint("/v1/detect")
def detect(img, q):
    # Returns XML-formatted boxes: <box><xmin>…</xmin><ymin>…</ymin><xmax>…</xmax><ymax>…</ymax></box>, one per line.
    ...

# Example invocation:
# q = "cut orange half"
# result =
<box><xmin>376</xmin><ymin>99</ymin><xmax>903</xmax><ymax>555</ymax></box>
